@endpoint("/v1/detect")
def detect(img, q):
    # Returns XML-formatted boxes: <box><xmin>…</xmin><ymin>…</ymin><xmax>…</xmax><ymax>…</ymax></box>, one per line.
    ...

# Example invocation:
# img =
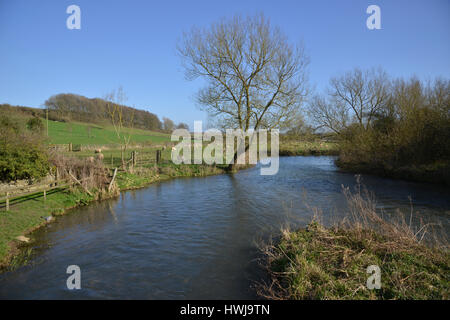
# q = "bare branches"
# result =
<box><xmin>308</xmin><ymin>67</ymin><xmax>390</xmax><ymax>134</ymax></box>
<box><xmin>178</xmin><ymin>14</ymin><xmax>309</xmax><ymax>131</ymax></box>
<box><xmin>104</xmin><ymin>86</ymin><xmax>134</xmax><ymax>168</ymax></box>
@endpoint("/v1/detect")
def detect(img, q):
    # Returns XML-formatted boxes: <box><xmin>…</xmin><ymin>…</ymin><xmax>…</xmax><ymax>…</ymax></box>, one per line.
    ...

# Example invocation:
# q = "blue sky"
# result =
<box><xmin>0</xmin><ymin>0</ymin><xmax>449</xmax><ymax>127</ymax></box>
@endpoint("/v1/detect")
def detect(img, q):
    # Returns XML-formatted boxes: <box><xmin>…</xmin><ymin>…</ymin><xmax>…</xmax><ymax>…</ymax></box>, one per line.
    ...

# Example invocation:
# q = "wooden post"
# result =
<box><xmin>68</xmin><ymin>172</ymin><xmax>93</xmax><ymax>196</ymax></box>
<box><xmin>68</xmin><ymin>143</ymin><xmax>72</xmax><ymax>152</ymax></box>
<box><xmin>131</xmin><ymin>151</ymin><xmax>137</xmax><ymax>167</ymax></box>
<box><xmin>6</xmin><ymin>192</ymin><xmax>9</xmax><ymax>211</ymax></box>
<box><xmin>108</xmin><ymin>168</ymin><xmax>118</xmax><ymax>192</ymax></box>
<box><xmin>156</xmin><ymin>150</ymin><xmax>161</xmax><ymax>164</ymax></box>
<box><xmin>46</xmin><ymin>107</ymin><xmax>49</xmax><ymax>137</ymax></box>
<box><xmin>55</xmin><ymin>167</ymin><xmax>59</xmax><ymax>186</ymax></box>
<box><xmin>43</xmin><ymin>188</ymin><xmax>46</xmax><ymax>201</ymax></box>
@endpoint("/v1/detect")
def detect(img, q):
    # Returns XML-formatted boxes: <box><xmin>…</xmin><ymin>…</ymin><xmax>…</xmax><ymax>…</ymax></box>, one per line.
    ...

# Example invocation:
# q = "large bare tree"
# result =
<box><xmin>309</xmin><ymin>68</ymin><xmax>390</xmax><ymax>133</ymax></box>
<box><xmin>178</xmin><ymin>14</ymin><xmax>309</xmax><ymax>166</ymax></box>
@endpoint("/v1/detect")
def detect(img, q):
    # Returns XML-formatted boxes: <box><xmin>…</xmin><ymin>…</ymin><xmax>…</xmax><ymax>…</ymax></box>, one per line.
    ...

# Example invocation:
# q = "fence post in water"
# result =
<box><xmin>6</xmin><ymin>192</ymin><xmax>9</xmax><ymax>211</ymax></box>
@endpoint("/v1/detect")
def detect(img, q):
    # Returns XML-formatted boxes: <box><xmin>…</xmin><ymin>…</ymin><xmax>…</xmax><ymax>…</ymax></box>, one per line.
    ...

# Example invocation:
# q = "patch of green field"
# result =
<box><xmin>47</xmin><ymin>120</ymin><xmax>170</xmax><ymax>145</ymax></box>
<box><xmin>0</xmin><ymin>188</ymin><xmax>94</xmax><ymax>267</ymax></box>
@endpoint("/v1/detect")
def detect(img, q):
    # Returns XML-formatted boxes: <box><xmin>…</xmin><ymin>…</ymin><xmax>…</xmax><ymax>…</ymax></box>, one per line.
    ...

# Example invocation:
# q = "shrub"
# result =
<box><xmin>0</xmin><ymin>115</ymin><xmax>49</xmax><ymax>182</ymax></box>
<box><xmin>26</xmin><ymin>117</ymin><xmax>44</xmax><ymax>133</ymax></box>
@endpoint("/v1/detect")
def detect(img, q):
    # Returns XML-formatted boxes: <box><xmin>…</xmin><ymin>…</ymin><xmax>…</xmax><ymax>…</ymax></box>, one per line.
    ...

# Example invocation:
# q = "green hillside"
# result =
<box><xmin>47</xmin><ymin>120</ymin><xmax>170</xmax><ymax>145</ymax></box>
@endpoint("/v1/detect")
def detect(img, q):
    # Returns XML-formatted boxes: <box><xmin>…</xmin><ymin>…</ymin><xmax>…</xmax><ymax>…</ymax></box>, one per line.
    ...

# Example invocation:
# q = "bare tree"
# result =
<box><xmin>104</xmin><ymin>86</ymin><xmax>135</xmax><ymax>168</ymax></box>
<box><xmin>162</xmin><ymin>117</ymin><xmax>175</xmax><ymax>132</ymax></box>
<box><xmin>178</xmin><ymin>14</ymin><xmax>309</xmax><ymax>168</ymax></box>
<box><xmin>309</xmin><ymin>68</ymin><xmax>390</xmax><ymax>134</ymax></box>
<box><xmin>308</xmin><ymin>95</ymin><xmax>349</xmax><ymax>134</ymax></box>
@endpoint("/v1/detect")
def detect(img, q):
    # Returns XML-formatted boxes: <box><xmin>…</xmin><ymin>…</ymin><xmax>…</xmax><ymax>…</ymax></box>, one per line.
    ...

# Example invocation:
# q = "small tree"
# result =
<box><xmin>104</xmin><ymin>86</ymin><xmax>135</xmax><ymax>168</ymax></box>
<box><xmin>163</xmin><ymin>117</ymin><xmax>175</xmax><ymax>132</ymax></box>
<box><xmin>176</xmin><ymin>122</ymin><xmax>189</xmax><ymax>130</ymax></box>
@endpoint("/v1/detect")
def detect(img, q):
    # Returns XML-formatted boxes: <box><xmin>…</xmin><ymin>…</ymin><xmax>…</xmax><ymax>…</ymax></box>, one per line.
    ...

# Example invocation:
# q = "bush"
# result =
<box><xmin>0</xmin><ymin>115</ymin><xmax>49</xmax><ymax>182</ymax></box>
<box><xmin>0</xmin><ymin>145</ymin><xmax>49</xmax><ymax>182</ymax></box>
<box><xmin>26</xmin><ymin>117</ymin><xmax>44</xmax><ymax>133</ymax></box>
<box><xmin>336</xmin><ymin>78</ymin><xmax>450</xmax><ymax>183</ymax></box>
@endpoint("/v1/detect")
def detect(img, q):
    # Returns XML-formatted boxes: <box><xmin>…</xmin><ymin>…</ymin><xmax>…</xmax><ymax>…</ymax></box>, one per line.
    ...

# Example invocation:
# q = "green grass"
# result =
<box><xmin>278</xmin><ymin>139</ymin><xmax>339</xmax><ymax>156</ymax></box>
<box><xmin>261</xmin><ymin>184</ymin><xmax>450</xmax><ymax>300</ymax></box>
<box><xmin>264</xmin><ymin>222</ymin><xmax>449</xmax><ymax>299</ymax></box>
<box><xmin>47</xmin><ymin>120</ymin><xmax>170</xmax><ymax>145</ymax></box>
<box><xmin>0</xmin><ymin>187</ymin><xmax>95</xmax><ymax>268</ymax></box>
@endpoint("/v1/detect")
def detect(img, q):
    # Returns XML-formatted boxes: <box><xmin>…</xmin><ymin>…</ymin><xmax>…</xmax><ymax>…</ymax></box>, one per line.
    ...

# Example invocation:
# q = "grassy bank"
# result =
<box><xmin>0</xmin><ymin>188</ymin><xmax>96</xmax><ymax>269</ymax></box>
<box><xmin>278</xmin><ymin>139</ymin><xmax>339</xmax><ymax>156</ymax></box>
<box><xmin>335</xmin><ymin>158</ymin><xmax>450</xmax><ymax>186</ymax></box>
<box><xmin>0</xmin><ymin>163</ymin><xmax>237</xmax><ymax>269</ymax></box>
<box><xmin>261</xmin><ymin>184</ymin><xmax>449</xmax><ymax>300</ymax></box>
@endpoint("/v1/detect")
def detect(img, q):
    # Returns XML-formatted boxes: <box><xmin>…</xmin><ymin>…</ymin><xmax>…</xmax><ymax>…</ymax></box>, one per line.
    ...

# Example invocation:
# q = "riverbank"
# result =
<box><xmin>335</xmin><ymin>159</ymin><xmax>450</xmax><ymax>186</ymax></box>
<box><xmin>0</xmin><ymin>163</ymin><xmax>238</xmax><ymax>269</ymax></box>
<box><xmin>278</xmin><ymin>139</ymin><xmax>339</xmax><ymax>156</ymax></box>
<box><xmin>260</xmin><ymin>185</ymin><xmax>449</xmax><ymax>300</ymax></box>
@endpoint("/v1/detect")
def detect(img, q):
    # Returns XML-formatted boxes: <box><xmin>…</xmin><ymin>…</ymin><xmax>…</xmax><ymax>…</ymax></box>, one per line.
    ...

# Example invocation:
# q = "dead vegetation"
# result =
<box><xmin>49</xmin><ymin>152</ymin><xmax>114</xmax><ymax>196</ymax></box>
<box><xmin>259</xmin><ymin>177</ymin><xmax>449</xmax><ymax>300</ymax></box>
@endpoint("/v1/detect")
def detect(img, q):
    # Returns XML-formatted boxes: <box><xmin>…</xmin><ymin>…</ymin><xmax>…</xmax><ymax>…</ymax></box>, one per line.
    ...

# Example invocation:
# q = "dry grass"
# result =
<box><xmin>49</xmin><ymin>153</ymin><xmax>111</xmax><ymax>192</ymax></box>
<box><xmin>259</xmin><ymin>177</ymin><xmax>449</xmax><ymax>300</ymax></box>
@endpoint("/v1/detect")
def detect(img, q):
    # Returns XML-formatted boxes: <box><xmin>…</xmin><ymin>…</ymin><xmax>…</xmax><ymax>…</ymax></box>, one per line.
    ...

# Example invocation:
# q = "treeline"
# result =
<box><xmin>308</xmin><ymin>68</ymin><xmax>450</xmax><ymax>184</ymax></box>
<box><xmin>44</xmin><ymin>93</ymin><xmax>165</xmax><ymax>131</ymax></box>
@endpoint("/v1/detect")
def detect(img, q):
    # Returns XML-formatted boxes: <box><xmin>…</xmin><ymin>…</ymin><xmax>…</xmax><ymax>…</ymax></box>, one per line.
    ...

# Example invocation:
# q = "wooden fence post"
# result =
<box><xmin>43</xmin><ymin>188</ymin><xmax>46</xmax><ymax>201</ymax></box>
<box><xmin>108</xmin><ymin>168</ymin><xmax>118</xmax><ymax>192</ymax></box>
<box><xmin>130</xmin><ymin>151</ymin><xmax>137</xmax><ymax>167</ymax></box>
<box><xmin>68</xmin><ymin>143</ymin><xmax>72</xmax><ymax>152</ymax></box>
<box><xmin>6</xmin><ymin>192</ymin><xmax>9</xmax><ymax>211</ymax></box>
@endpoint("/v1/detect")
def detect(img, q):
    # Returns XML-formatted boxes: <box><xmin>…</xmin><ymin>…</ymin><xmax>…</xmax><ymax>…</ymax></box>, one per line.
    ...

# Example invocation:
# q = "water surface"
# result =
<box><xmin>0</xmin><ymin>156</ymin><xmax>449</xmax><ymax>299</ymax></box>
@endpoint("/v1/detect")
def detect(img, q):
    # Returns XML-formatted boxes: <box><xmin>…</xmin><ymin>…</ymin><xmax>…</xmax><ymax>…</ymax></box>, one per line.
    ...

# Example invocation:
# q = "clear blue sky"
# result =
<box><xmin>1</xmin><ymin>0</ymin><xmax>449</xmax><ymax>127</ymax></box>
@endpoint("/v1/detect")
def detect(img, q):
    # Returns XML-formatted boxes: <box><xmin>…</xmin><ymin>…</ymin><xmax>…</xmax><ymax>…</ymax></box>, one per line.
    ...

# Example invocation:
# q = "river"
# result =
<box><xmin>0</xmin><ymin>156</ymin><xmax>449</xmax><ymax>299</ymax></box>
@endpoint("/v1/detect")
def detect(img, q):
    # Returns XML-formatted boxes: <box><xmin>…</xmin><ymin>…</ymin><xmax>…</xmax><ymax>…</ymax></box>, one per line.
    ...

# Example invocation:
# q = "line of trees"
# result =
<box><xmin>307</xmin><ymin>68</ymin><xmax>450</xmax><ymax>180</ymax></box>
<box><xmin>44</xmin><ymin>93</ymin><xmax>164</xmax><ymax>131</ymax></box>
<box><xmin>44</xmin><ymin>93</ymin><xmax>189</xmax><ymax>132</ymax></box>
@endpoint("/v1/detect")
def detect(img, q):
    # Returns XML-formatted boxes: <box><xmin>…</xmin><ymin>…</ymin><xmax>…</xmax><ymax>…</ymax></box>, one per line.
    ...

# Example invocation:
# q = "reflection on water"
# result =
<box><xmin>0</xmin><ymin>156</ymin><xmax>448</xmax><ymax>299</ymax></box>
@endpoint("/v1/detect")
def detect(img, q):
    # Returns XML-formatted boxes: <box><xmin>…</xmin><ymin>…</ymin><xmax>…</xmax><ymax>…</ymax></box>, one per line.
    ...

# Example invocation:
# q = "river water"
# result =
<box><xmin>0</xmin><ymin>156</ymin><xmax>449</xmax><ymax>299</ymax></box>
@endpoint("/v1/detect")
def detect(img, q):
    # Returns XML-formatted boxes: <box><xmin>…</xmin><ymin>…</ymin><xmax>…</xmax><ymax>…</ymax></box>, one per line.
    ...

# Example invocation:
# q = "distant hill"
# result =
<box><xmin>44</xmin><ymin>93</ymin><xmax>163</xmax><ymax>132</ymax></box>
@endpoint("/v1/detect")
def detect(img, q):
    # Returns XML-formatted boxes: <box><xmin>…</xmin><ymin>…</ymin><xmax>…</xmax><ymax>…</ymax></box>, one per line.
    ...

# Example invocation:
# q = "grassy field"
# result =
<box><xmin>47</xmin><ymin>120</ymin><xmax>170</xmax><ymax>145</ymax></box>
